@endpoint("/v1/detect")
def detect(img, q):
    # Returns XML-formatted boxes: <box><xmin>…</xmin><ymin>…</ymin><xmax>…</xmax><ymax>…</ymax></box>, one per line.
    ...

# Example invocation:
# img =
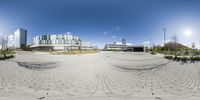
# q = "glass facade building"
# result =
<box><xmin>14</xmin><ymin>28</ymin><xmax>27</xmax><ymax>48</ymax></box>
<box><xmin>33</xmin><ymin>34</ymin><xmax>80</xmax><ymax>46</ymax></box>
<box><xmin>31</xmin><ymin>33</ymin><xmax>96</xmax><ymax>50</ymax></box>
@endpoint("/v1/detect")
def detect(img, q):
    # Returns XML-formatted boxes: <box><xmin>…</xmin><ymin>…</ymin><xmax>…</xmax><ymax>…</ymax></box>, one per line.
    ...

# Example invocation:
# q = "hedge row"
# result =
<box><xmin>164</xmin><ymin>55</ymin><xmax>200</xmax><ymax>61</ymax></box>
<box><xmin>0</xmin><ymin>54</ymin><xmax>14</xmax><ymax>60</ymax></box>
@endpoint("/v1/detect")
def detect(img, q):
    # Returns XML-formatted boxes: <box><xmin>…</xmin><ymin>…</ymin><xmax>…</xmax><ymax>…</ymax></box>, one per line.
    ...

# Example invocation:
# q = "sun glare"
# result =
<box><xmin>184</xmin><ymin>29</ymin><xmax>193</xmax><ymax>37</ymax></box>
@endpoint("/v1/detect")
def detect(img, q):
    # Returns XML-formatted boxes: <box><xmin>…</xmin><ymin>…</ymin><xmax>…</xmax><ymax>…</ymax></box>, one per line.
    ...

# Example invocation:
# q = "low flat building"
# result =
<box><xmin>104</xmin><ymin>39</ymin><xmax>145</xmax><ymax>52</ymax></box>
<box><xmin>30</xmin><ymin>33</ymin><xmax>97</xmax><ymax>50</ymax></box>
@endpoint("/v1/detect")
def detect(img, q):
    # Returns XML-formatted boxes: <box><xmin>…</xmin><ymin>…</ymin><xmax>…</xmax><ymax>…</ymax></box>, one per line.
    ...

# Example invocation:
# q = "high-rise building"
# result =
<box><xmin>14</xmin><ymin>28</ymin><xmax>27</xmax><ymax>48</ymax></box>
<box><xmin>122</xmin><ymin>39</ymin><xmax>126</xmax><ymax>45</ymax></box>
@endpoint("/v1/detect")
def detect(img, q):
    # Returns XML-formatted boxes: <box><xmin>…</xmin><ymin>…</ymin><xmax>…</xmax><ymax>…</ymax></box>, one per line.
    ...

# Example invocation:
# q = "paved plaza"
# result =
<box><xmin>0</xmin><ymin>51</ymin><xmax>200</xmax><ymax>100</ymax></box>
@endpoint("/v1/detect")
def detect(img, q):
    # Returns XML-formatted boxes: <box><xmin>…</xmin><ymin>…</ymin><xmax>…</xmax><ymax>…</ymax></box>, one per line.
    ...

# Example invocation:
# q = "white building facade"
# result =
<box><xmin>104</xmin><ymin>39</ymin><xmax>145</xmax><ymax>52</ymax></box>
<box><xmin>31</xmin><ymin>33</ymin><xmax>97</xmax><ymax>50</ymax></box>
<box><xmin>14</xmin><ymin>28</ymin><xmax>27</xmax><ymax>48</ymax></box>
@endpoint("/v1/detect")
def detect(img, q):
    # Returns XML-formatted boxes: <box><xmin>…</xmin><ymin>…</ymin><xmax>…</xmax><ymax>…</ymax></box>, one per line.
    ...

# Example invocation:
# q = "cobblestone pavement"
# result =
<box><xmin>0</xmin><ymin>51</ymin><xmax>200</xmax><ymax>100</ymax></box>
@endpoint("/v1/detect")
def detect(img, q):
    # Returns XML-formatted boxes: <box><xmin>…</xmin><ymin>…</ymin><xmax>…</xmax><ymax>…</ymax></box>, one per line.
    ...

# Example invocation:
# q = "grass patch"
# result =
<box><xmin>102</xmin><ymin>49</ymin><xmax>121</xmax><ymax>51</ymax></box>
<box><xmin>51</xmin><ymin>50</ymin><xmax>99</xmax><ymax>55</ymax></box>
<box><xmin>32</xmin><ymin>50</ymin><xmax>51</xmax><ymax>52</ymax></box>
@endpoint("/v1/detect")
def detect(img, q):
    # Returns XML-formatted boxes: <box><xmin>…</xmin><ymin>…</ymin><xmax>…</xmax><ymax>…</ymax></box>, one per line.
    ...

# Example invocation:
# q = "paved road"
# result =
<box><xmin>0</xmin><ymin>51</ymin><xmax>200</xmax><ymax>100</ymax></box>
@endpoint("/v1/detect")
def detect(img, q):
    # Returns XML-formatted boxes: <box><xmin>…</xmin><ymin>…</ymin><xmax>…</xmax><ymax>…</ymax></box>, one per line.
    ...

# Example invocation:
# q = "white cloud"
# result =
<box><xmin>143</xmin><ymin>41</ymin><xmax>151</xmax><ymax>48</ymax></box>
<box><xmin>7</xmin><ymin>34</ymin><xmax>15</xmax><ymax>47</ymax></box>
<box><xmin>66</xmin><ymin>32</ymin><xmax>72</xmax><ymax>34</ymax></box>
<box><xmin>162</xmin><ymin>39</ymin><xmax>171</xmax><ymax>43</ymax></box>
<box><xmin>126</xmin><ymin>43</ymin><xmax>133</xmax><ymax>46</ymax></box>
<box><xmin>8</xmin><ymin>34</ymin><xmax>14</xmax><ymax>41</ymax></box>
<box><xmin>143</xmin><ymin>41</ymin><xmax>150</xmax><ymax>44</ymax></box>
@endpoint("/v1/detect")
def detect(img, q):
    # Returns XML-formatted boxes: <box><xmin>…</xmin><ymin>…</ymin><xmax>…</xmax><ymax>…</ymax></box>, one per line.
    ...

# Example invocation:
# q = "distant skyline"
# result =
<box><xmin>0</xmin><ymin>0</ymin><xmax>200</xmax><ymax>48</ymax></box>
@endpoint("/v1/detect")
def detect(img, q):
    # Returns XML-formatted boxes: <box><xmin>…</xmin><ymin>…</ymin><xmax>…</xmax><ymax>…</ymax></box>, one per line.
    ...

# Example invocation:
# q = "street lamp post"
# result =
<box><xmin>174</xmin><ymin>33</ymin><xmax>177</xmax><ymax>58</ymax></box>
<box><xmin>162</xmin><ymin>28</ymin><xmax>166</xmax><ymax>54</ymax></box>
<box><xmin>163</xmin><ymin>28</ymin><xmax>166</xmax><ymax>45</ymax></box>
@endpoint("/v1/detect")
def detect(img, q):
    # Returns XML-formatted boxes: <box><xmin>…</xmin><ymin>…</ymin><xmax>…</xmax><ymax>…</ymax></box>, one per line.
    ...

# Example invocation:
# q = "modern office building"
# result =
<box><xmin>104</xmin><ymin>39</ymin><xmax>145</xmax><ymax>52</ymax></box>
<box><xmin>122</xmin><ymin>39</ymin><xmax>126</xmax><ymax>45</ymax></box>
<box><xmin>31</xmin><ymin>33</ymin><xmax>97</xmax><ymax>50</ymax></box>
<box><xmin>14</xmin><ymin>28</ymin><xmax>27</xmax><ymax>48</ymax></box>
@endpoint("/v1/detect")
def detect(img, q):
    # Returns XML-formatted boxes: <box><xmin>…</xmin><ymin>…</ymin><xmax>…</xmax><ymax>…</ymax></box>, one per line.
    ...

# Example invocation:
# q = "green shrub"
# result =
<box><xmin>0</xmin><ymin>49</ymin><xmax>15</xmax><ymax>60</ymax></box>
<box><xmin>21</xmin><ymin>44</ymin><xmax>32</xmax><ymax>51</ymax></box>
<box><xmin>179</xmin><ymin>56</ymin><xmax>188</xmax><ymax>62</ymax></box>
<box><xmin>190</xmin><ymin>56</ymin><xmax>200</xmax><ymax>61</ymax></box>
<box><xmin>150</xmin><ymin>52</ymin><xmax>156</xmax><ymax>55</ymax></box>
<box><xmin>164</xmin><ymin>55</ymin><xmax>173</xmax><ymax>60</ymax></box>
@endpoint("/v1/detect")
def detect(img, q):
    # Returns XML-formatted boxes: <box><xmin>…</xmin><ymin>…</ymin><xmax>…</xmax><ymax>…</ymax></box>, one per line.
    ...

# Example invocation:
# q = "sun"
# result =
<box><xmin>184</xmin><ymin>29</ymin><xmax>192</xmax><ymax>36</ymax></box>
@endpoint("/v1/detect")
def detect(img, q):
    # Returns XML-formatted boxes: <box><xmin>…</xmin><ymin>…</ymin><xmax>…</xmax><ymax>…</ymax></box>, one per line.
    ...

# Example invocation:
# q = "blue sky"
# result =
<box><xmin>0</xmin><ymin>0</ymin><xmax>200</xmax><ymax>48</ymax></box>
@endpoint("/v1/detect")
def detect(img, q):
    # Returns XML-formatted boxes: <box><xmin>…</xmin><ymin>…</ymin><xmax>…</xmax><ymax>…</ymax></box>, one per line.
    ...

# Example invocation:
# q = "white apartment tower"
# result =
<box><xmin>14</xmin><ymin>28</ymin><xmax>27</xmax><ymax>48</ymax></box>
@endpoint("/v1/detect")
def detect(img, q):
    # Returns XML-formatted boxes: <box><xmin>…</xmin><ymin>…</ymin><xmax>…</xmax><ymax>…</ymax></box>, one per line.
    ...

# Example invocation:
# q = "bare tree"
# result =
<box><xmin>191</xmin><ymin>42</ymin><xmax>196</xmax><ymax>57</ymax></box>
<box><xmin>192</xmin><ymin>42</ymin><xmax>195</xmax><ymax>50</ymax></box>
<box><xmin>171</xmin><ymin>34</ymin><xmax>178</xmax><ymax>57</ymax></box>
<box><xmin>0</xmin><ymin>34</ymin><xmax>8</xmax><ymax>57</ymax></box>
